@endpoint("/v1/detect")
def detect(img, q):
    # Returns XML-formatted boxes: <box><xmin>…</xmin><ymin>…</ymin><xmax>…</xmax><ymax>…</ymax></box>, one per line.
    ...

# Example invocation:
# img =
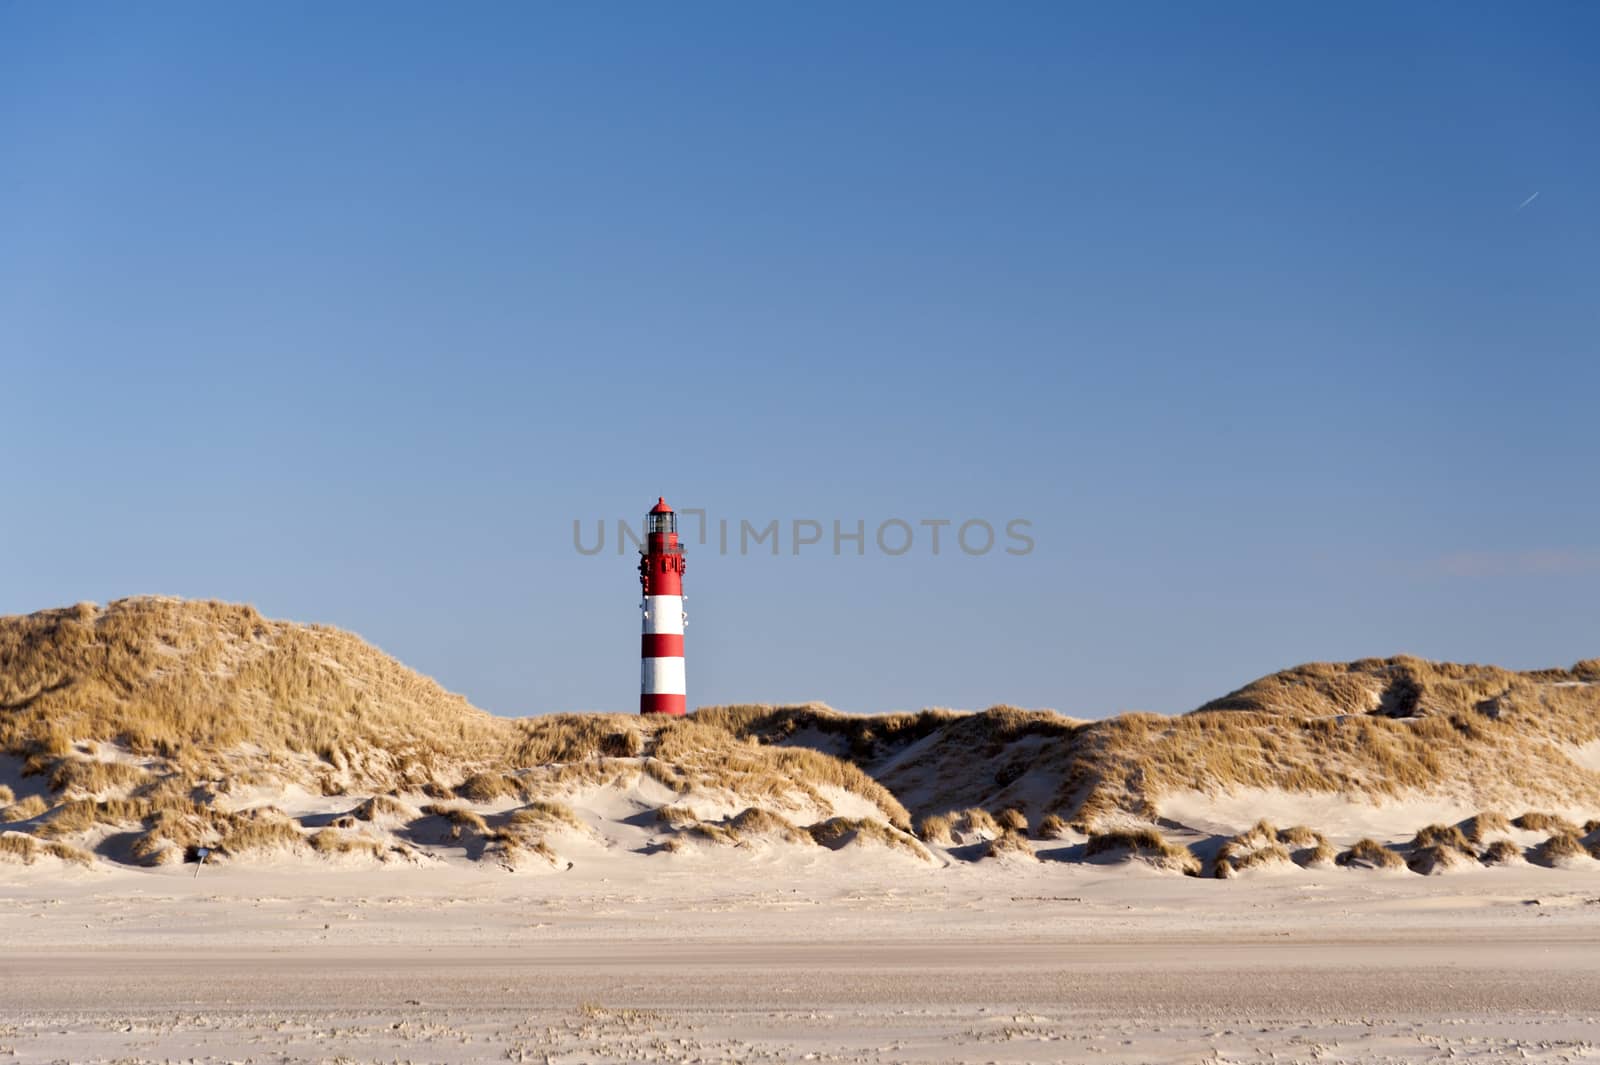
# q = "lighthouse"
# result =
<box><xmin>639</xmin><ymin>497</ymin><xmax>687</xmax><ymax>715</ymax></box>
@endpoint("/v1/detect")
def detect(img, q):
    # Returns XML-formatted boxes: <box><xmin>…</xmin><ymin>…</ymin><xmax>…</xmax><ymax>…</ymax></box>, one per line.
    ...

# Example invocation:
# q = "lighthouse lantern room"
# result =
<box><xmin>639</xmin><ymin>497</ymin><xmax>687</xmax><ymax>715</ymax></box>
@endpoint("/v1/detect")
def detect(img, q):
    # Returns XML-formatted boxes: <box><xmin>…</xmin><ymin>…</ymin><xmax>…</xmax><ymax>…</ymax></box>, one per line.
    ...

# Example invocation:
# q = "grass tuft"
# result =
<box><xmin>1335</xmin><ymin>838</ymin><xmax>1404</xmax><ymax>870</ymax></box>
<box><xmin>996</xmin><ymin>808</ymin><xmax>1029</xmax><ymax>833</ymax></box>
<box><xmin>1407</xmin><ymin>843</ymin><xmax>1471</xmax><ymax>875</ymax></box>
<box><xmin>0</xmin><ymin>832</ymin><xmax>93</xmax><ymax>866</ymax></box>
<box><xmin>1086</xmin><ymin>828</ymin><xmax>1200</xmax><ymax>875</ymax></box>
<box><xmin>983</xmin><ymin>830</ymin><xmax>1036</xmax><ymax>861</ymax></box>
<box><xmin>1276</xmin><ymin>825</ymin><xmax>1325</xmax><ymax>847</ymax></box>
<box><xmin>1531</xmin><ymin>831</ymin><xmax>1592</xmax><ymax>867</ymax></box>
<box><xmin>1410</xmin><ymin>824</ymin><xmax>1473</xmax><ymax>852</ymax></box>
<box><xmin>1514</xmin><ymin>811</ymin><xmax>1580</xmax><ymax>835</ymax></box>
<box><xmin>352</xmin><ymin>795</ymin><xmax>418</xmax><ymax>824</ymax></box>
<box><xmin>807</xmin><ymin>817</ymin><xmax>932</xmax><ymax>861</ymax></box>
<box><xmin>420</xmin><ymin>803</ymin><xmax>489</xmax><ymax>835</ymax></box>
<box><xmin>1460</xmin><ymin>811</ymin><xmax>1512</xmax><ymax>843</ymax></box>
<box><xmin>916</xmin><ymin>813</ymin><xmax>953</xmax><ymax>844</ymax></box>
<box><xmin>455</xmin><ymin>772</ymin><xmax>522</xmax><ymax>803</ymax></box>
<box><xmin>309</xmin><ymin>828</ymin><xmax>386</xmax><ymax>859</ymax></box>
<box><xmin>1479</xmin><ymin>839</ymin><xmax>1524</xmax><ymax>865</ymax></box>
<box><xmin>1035</xmin><ymin>813</ymin><xmax>1069</xmax><ymax>840</ymax></box>
<box><xmin>48</xmin><ymin>758</ymin><xmax>150</xmax><ymax>796</ymax></box>
<box><xmin>507</xmin><ymin>800</ymin><xmax>587</xmax><ymax>834</ymax></box>
<box><xmin>1</xmin><ymin>794</ymin><xmax>49</xmax><ymax>822</ymax></box>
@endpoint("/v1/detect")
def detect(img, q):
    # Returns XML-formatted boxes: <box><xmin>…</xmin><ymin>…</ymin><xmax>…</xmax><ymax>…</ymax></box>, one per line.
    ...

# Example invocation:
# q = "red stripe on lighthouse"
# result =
<box><xmin>642</xmin><ymin>634</ymin><xmax>684</xmax><ymax>658</ymax></box>
<box><xmin>640</xmin><ymin>693</ymin><xmax>687</xmax><ymax>715</ymax></box>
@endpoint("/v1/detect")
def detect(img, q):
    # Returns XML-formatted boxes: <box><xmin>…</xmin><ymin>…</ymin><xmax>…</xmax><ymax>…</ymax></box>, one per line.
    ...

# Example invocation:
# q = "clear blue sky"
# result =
<box><xmin>3</xmin><ymin>4</ymin><xmax>1596</xmax><ymax>718</ymax></box>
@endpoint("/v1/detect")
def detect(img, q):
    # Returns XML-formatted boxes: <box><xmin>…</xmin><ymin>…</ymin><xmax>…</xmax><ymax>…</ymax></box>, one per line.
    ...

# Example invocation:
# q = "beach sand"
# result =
<box><xmin>4</xmin><ymin>854</ymin><xmax>1599</xmax><ymax>1064</ymax></box>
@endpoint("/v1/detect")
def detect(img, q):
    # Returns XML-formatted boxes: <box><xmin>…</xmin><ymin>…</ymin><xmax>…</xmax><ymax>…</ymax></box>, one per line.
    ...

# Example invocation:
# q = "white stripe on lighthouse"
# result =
<box><xmin>642</xmin><ymin>656</ymin><xmax>686</xmax><ymax>695</ymax></box>
<box><xmin>643</xmin><ymin>595</ymin><xmax>684</xmax><ymax>635</ymax></box>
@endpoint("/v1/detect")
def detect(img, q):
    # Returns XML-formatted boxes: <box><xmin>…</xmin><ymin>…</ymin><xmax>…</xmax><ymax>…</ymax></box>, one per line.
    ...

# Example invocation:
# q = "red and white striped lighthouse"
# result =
<box><xmin>639</xmin><ymin>497</ymin><xmax>687</xmax><ymax>715</ymax></box>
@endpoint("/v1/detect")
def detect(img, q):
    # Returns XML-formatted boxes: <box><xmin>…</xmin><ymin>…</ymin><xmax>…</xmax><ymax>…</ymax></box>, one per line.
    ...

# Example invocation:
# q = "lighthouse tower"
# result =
<box><xmin>639</xmin><ymin>497</ymin><xmax>686</xmax><ymax>715</ymax></box>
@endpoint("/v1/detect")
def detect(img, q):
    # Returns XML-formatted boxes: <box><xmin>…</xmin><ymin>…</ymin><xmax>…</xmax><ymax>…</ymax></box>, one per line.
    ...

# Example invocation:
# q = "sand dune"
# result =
<box><xmin>3</xmin><ymin>597</ymin><xmax>1600</xmax><ymax>884</ymax></box>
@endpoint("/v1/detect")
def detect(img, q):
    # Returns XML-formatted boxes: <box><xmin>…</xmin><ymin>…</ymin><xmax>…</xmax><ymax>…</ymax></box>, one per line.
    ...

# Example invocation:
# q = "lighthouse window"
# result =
<box><xmin>647</xmin><ymin>512</ymin><xmax>677</xmax><ymax>535</ymax></box>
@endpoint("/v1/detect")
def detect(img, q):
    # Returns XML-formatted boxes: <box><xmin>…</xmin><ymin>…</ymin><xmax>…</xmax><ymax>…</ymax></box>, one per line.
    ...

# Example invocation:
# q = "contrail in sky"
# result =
<box><xmin>1515</xmin><ymin>191</ymin><xmax>1540</xmax><ymax>212</ymax></box>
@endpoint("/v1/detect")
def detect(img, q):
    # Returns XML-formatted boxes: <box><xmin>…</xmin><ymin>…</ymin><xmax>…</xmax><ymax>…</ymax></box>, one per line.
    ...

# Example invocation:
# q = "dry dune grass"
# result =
<box><xmin>454</xmin><ymin>771</ymin><xmax>523</xmax><ymax>803</ymax></box>
<box><xmin>916</xmin><ymin>807</ymin><xmax>1025</xmax><ymax>845</ymax></box>
<box><xmin>1479</xmin><ymin>839</ymin><xmax>1525</xmax><ymax>865</ymax></box>
<box><xmin>1</xmin><ymin>794</ymin><xmax>48</xmax><ymax>822</ymax></box>
<box><xmin>1085</xmin><ymin>828</ymin><xmax>1201</xmax><ymax>875</ymax></box>
<box><xmin>1216</xmin><ymin>841</ymin><xmax>1292</xmax><ymax>877</ymax></box>
<box><xmin>489</xmin><ymin>833</ymin><xmax>562</xmax><ymax>871</ymax></box>
<box><xmin>655</xmin><ymin>804</ymin><xmax>697</xmax><ymax>829</ymax></box>
<box><xmin>1196</xmin><ymin>656</ymin><xmax>1593</xmax><ymax>720</ymax></box>
<box><xmin>1233</xmin><ymin>820</ymin><xmax>1279</xmax><ymax>847</ymax></box>
<box><xmin>728</xmin><ymin>807</ymin><xmax>811</xmax><ymax>845</ymax></box>
<box><xmin>509</xmin><ymin>714</ymin><xmax>649</xmax><ymax>766</ymax></box>
<box><xmin>1298</xmin><ymin>840</ymin><xmax>1339</xmax><ymax>867</ymax></box>
<box><xmin>983</xmin><ymin>830</ymin><xmax>1036</xmax><ymax>861</ymax></box>
<box><xmin>1214</xmin><ymin>821</ymin><xmax>1296</xmax><ymax>878</ymax></box>
<box><xmin>420</xmin><ymin>803</ymin><xmax>489</xmax><ymax>837</ymax></box>
<box><xmin>125</xmin><ymin>803</ymin><xmax>308</xmax><ymax>865</ymax></box>
<box><xmin>696</xmin><ymin>703</ymin><xmax>1082</xmax><ymax>825</ymax></box>
<box><xmin>0</xmin><ymin>831</ymin><xmax>92</xmax><ymax>866</ymax></box>
<box><xmin>506</xmin><ymin>800</ymin><xmax>587</xmax><ymax>834</ymax></box>
<box><xmin>1276</xmin><ymin>825</ymin><xmax>1325</xmax><ymax>847</ymax></box>
<box><xmin>1336</xmin><ymin>838</ymin><xmax>1405</xmax><ymax>870</ymax></box>
<box><xmin>664</xmin><ymin>808</ymin><xmax>815</xmax><ymax>849</ymax></box>
<box><xmin>807</xmin><ymin>817</ymin><xmax>932</xmax><ymax>861</ymax></box>
<box><xmin>48</xmin><ymin>758</ymin><xmax>150</xmax><ymax>796</ymax></box>
<box><xmin>1035</xmin><ymin>813</ymin><xmax>1069</xmax><ymax>840</ymax></box>
<box><xmin>699</xmin><ymin>658</ymin><xmax>1600</xmax><ymax>831</ymax></box>
<box><xmin>675</xmin><ymin>808</ymin><xmax>813</xmax><ymax>848</ymax></box>
<box><xmin>683</xmin><ymin>820</ymin><xmax>740</xmax><ymax>846</ymax></box>
<box><xmin>513</xmin><ymin>760</ymin><xmax>643</xmax><ymax>802</ymax></box>
<box><xmin>0</xmin><ymin>599</ymin><xmax>505</xmax><ymax>791</ymax></box>
<box><xmin>945</xmin><ymin>807</ymin><xmax>1001</xmax><ymax>842</ymax></box>
<box><xmin>1069</xmin><ymin>670</ymin><xmax>1600</xmax><ymax>827</ymax></box>
<box><xmin>1402</xmin><ymin>823</ymin><xmax>1482</xmax><ymax>875</ymax></box>
<box><xmin>1408</xmin><ymin>843</ymin><xmax>1473</xmax><ymax>875</ymax></box>
<box><xmin>692</xmin><ymin>703</ymin><xmax>965</xmax><ymax>762</ymax></box>
<box><xmin>1081</xmin><ymin>818</ymin><xmax>1171</xmax><ymax>857</ymax></box>
<box><xmin>1513</xmin><ymin>811</ymin><xmax>1581</xmax><ymax>835</ymax></box>
<box><xmin>478</xmin><ymin>806</ymin><xmax>566</xmax><ymax>870</ymax></box>
<box><xmin>915</xmin><ymin>812</ymin><xmax>954</xmax><ymax>844</ymax></box>
<box><xmin>309</xmin><ymin>828</ymin><xmax>386</xmax><ymax>859</ymax></box>
<box><xmin>1411</xmin><ymin>824</ymin><xmax>1473</xmax><ymax>852</ymax></box>
<box><xmin>352</xmin><ymin>795</ymin><xmax>419</xmax><ymax>824</ymax></box>
<box><xmin>1461</xmin><ymin>811</ymin><xmax>1512</xmax><ymax>843</ymax></box>
<box><xmin>34</xmin><ymin>799</ymin><xmax>114</xmax><ymax>839</ymax></box>
<box><xmin>650</xmin><ymin>719</ymin><xmax>911</xmax><ymax>829</ymax></box>
<box><xmin>10</xmin><ymin>783</ymin><xmax>321</xmax><ymax>869</ymax></box>
<box><xmin>1531</xmin><ymin>832</ymin><xmax>1596</xmax><ymax>867</ymax></box>
<box><xmin>1214</xmin><ymin>822</ymin><xmax>1296</xmax><ymax>877</ymax></box>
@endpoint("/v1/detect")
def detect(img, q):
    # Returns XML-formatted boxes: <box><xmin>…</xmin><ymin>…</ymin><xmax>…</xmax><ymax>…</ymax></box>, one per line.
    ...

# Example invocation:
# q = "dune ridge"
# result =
<box><xmin>3</xmin><ymin>596</ymin><xmax>1600</xmax><ymax>877</ymax></box>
